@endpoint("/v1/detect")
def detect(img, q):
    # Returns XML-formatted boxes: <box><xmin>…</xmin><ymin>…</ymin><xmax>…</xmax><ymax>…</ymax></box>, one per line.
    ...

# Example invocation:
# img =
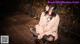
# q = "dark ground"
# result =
<box><xmin>0</xmin><ymin>0</ymin><xmax>80</xmax><ymax>44</ymax></box>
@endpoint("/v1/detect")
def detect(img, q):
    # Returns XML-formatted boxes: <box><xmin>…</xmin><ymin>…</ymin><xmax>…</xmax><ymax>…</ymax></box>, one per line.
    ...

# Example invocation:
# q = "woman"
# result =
<box><xmin>30</xmin><ymin>5</ymin><xmax>60</xmax><ymax>42</ymax></box>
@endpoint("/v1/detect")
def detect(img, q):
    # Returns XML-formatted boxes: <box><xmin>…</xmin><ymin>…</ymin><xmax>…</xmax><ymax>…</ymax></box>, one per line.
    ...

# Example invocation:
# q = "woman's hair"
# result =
<box><xmin>51</xmin><ymin>11</ymin><xmax>56</xmax><ymax>17</ymax></box>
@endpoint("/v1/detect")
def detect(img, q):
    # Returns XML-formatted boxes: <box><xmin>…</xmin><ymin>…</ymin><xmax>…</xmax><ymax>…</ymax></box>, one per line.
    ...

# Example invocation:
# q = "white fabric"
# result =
<box><xmin>35</xmin><ymin>6</ymin><xmax>60</xmax><ymax>41</ymax></box>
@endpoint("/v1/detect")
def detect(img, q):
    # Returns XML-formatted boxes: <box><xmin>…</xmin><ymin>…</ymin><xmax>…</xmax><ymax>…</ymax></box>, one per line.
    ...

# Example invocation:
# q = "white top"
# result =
<box><xmin>35</xmin><ymin>13</ymin><xmax>60</xmax><ymax>41</ymax></box>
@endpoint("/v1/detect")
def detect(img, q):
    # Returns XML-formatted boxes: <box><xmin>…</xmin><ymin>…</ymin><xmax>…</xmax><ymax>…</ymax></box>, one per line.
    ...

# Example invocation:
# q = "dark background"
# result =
<box><xmin>0</xmin><ymin>0</ymin><xmax>80</xmax><ymax>44</ymax></box>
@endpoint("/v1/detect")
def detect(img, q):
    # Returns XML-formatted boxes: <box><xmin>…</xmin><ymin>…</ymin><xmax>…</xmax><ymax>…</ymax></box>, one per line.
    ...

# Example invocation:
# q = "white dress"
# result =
<box><xmin>35</xmin><ymin>12</ymin><xmax>60</xmax><ymax>41</ymax></box>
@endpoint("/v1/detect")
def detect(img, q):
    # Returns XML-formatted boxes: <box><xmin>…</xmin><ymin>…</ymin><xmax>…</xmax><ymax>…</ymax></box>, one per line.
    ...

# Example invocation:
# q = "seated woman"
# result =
<box><xmin>30</xmin><ymin>5</ymin><xmax>60</xmax><ymax>42</ymax></box>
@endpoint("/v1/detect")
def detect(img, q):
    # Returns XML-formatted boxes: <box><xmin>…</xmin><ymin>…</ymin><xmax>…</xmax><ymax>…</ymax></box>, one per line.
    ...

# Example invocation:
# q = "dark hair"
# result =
<box><xmin>51</xmin><ymin>11</ymin><xmax>56</xmax><ymax>17</ymax></box>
